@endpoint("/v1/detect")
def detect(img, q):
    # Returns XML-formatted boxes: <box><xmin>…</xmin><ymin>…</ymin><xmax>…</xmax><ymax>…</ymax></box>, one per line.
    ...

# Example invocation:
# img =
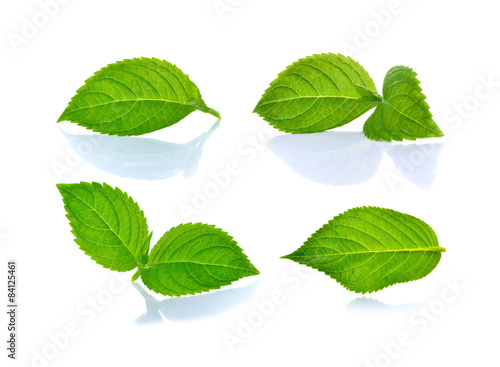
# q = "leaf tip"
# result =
<box><xmin>55</xmin><ymin>183</ymin><xmax>71</xmax><ymax>194</ymax></box>
<box><xmin>434</xmin><ymin>127</ymin><xmax>445</xmax><ymax>138</ymax></box>
<box><xmin>57</xmin><ymin>112</ymin><xmax>67</xmax><ymax>123</ymax></box>
<box><xmin>251</xmin><ymin>267</ymin><xmax>261</xmax><ymax>276</ymax></box>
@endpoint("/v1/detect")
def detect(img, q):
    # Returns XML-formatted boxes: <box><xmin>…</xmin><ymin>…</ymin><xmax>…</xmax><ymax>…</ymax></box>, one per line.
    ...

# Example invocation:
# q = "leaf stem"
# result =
<box><xmin>205</xmin><ymin>107</ymin><xmax>221</xmax><ymax>119</ymax></box>
<box><xmin>131</xmin><ymin>268</ymin><xmax>142</xmax><ymax>282</ymax></box>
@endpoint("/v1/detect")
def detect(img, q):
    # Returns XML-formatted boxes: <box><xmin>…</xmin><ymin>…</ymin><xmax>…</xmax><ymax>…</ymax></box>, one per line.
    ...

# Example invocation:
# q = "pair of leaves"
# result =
<box><xmin>254</xmin><ymin>53</ymin><xmax>444</xmax><ymax>142</ymax></box>
<box><xmin>57</xmin><ymin>182</ymin><xmax>259</xmax><ymax>296</ymax></box>
<box><xmin>58</xmin><ymin>57</ymin><xmax>220</xmax><ymax>136</ymax></box>
<box><xmin>282</xmin><ymin>206</ymin><xmax>445</xmax><ymax>293</ymax></box>
<box><xmin>57</xmin><ymin>184</ymin><xmax>445</xmax><ymax>295</ymax></box>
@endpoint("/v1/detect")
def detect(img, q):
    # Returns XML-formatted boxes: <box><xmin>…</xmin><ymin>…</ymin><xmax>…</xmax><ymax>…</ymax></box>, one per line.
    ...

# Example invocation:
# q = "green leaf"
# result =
<box><xmin>141</xmin><ymin>223</ymin><xmax>260</xmax><ymax>296</ymax></box>
<box><xmin>253</xmin><ymin>53</ymin><xmax>381</xmax><ymax>133</ymax></box>
<box><xmin>363</xmin><ymin>66</ymin><xmax>444</xmax><ymax>142</ymax></box>
<box><xmin>57</xmin><ymin>182</ymin><xmax>151</xmax><ymax>272</ymax></box>
<box><xmin>281</xmin><ymin>206</ymin><xmax>445</xmax><ymax>293</ymax></box>
<box><xmin>58</xmin><ymin>57</ymin><xmax>220</xmax><ymax>136</ymax></box>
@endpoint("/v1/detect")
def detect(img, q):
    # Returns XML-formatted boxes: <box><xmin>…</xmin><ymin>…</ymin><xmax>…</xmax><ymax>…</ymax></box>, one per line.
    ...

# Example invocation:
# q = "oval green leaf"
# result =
<box><xmin>57</xmin><ymin>182</ymin><xmax>151</xmax><ymax>272</ymax></box>
<box><xmin>281</xmin><ymin>206</ymin><xmax>445</xmax><ymax>293</ymax></box>
<box><xmin>253</xmin><ymin>53</ymin><xmax>381</xmax><ymax>133</ymax></box>
<box><xmin>58</xmin><ymin>57</ymin><xmax>220</xmax><ymax>136</ymax></box>
<box><xmin>141</xmin><ymin>223</ymin><xmax>260</xmax><ymax>296</ymax></box>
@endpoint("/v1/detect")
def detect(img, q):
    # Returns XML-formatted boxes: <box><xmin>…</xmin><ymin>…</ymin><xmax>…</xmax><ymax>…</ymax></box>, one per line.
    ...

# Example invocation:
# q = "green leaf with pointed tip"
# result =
<box><xmin>141</xmin><ymin>223</ymin><xmax>260</xmax><ymax>296</ymax></box>
<box><xmin>281</xmin><ymin>206</ymin><xmax>445</xmax><ymax>293</ymax></box>
<box><xmin>363</xmin><ymin>66</ymin><xmax>444</xmax><ymax>142</ymax></box>
<box><xmin>58</xmin><ymin>57</ymin><xmax>220</xmax><ymax>136</ymax></box>
<box><xmin>57</xmin><ymin>182</ymin><xmax>151</xmax><ymax>272</ymax></box>
<box><xmin>253</xmin><ymin>53</ymin><xmax>381</xmax><ymax>133</ymax></box>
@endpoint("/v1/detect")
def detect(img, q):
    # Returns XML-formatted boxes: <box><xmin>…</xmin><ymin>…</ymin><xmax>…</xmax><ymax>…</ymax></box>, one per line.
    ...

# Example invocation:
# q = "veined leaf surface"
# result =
<box><xmin>57</xmin><ymin>182</ymin><xmax>151</xmax><ymax>271</ymax></box>
<box><xmin>254</xmin><ymin>53</ymin><xmax>381</xmax><ymax>133</ymax></box>
<box><xmin>58</xmin><ymin>57</ymin><xmax>220</xmax><ymax>136</ymax></box>
<box><xmin>282</xmin><ymin>206</ymin><xmax>445</xmax><ymax>293</ymax></box>
<box><xmin>363</xmin><ymin>66</ymin><xmax>444</xmax><ymax>142</ymax></box>
<box><xmin>141</xmin><ymin>223</ymin><xmax>260</xmax><ymax>296</ymax></box>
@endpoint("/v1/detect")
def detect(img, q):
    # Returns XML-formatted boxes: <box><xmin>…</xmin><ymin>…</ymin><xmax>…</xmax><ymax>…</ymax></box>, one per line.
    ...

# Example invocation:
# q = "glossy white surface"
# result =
<box><xmin>1</xmin><ymin>1</ymin><xmax>498</xmax><ymax>366</ymax></box>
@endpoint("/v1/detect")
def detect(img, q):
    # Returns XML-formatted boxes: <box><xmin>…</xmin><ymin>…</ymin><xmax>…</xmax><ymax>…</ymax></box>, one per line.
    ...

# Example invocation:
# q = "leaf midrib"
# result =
<box><xmin>382</xmin><ymin>98</ymin><xmax>439</xmax><ymax>134</ymax></box>
<box><xmin>146</xmin><ymin>260</ymin><xmax>257</xmax><ymax>273</ymax></box>
<box><xmin>256</xmin><ymin>95</ymin><xmax>359</xmax><ymax>108</ymax></box>
<box><xmin>287</xmin><ymin>246</ymin><xmax>446</xmax><ymax>257</ymax></box>
<box><xmin>62</xmin><ymin>98</ymin><xmax>193</xmax><ymax>115</ymax></box>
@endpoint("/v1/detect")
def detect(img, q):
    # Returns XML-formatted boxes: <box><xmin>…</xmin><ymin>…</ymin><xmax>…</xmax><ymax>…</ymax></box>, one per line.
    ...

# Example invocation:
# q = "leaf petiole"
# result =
<box><xmin>205</xmin><ymin>107</ymin><xmax>221</xmax><ymax>119</ymax></box>
<box><xmin>131</xmin><ymin>268</ymin><xmax>142</xmax><ymax>282</ymax></box>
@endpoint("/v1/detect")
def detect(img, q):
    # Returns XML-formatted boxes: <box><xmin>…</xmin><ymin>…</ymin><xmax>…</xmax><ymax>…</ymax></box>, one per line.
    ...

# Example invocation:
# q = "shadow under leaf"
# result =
<box><xmin>61</xmin><ymin>120</ymin><xmax>220</xmax><ymax>180</ymax></box>
<box><xmin>133</xmin><ymin>280</ymin><xmax>260</xmax><ymax>324</ymax></box>
<box><xmin>267</xmin><ymin>131</ymin><xmax>443</xmax><ymax>188</ymax></box>
<box><xmin>345</xmin><ymin>297</ymin><xmax>422</xmax><ymax>313</ymax></box>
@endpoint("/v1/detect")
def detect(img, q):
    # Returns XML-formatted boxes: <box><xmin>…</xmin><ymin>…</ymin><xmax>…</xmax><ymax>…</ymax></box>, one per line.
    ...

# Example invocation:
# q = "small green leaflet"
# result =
<box><xmin>254</xmin><ymin>53</ymin><xmax>444</xmax><ymax>142</ymax></box>
<box><xmin>281</xmin><ymin>206</ymin><xmax>445</xmax><ymax>293</ymax></box>
<box><xmin>363</xmin><ymin>66</ymin><xmax>444</xmax><ymax>141</ymax></box>
<box><xmin>253</xmin><ymin>53</ymin><xmax>381</xmax><ymax>133</ymax></box>
<box><xmin>141</xmin><ymin>223</ymin><xmax>260</xmax><ymax>296</ymax></box>
<box><xmin>58</xmin><ymin>57</ymin><xmax>220</xmax><ymax>136</ymax></box>
<box><xmin>57</xmin><ymin>182</ymin><xmax>259</xmax><ymax>297</ymax></box>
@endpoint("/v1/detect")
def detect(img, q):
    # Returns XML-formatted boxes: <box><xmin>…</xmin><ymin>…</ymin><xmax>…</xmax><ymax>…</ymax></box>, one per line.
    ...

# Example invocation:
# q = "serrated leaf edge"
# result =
<box><xmin>363</xmin><ymin>65</ymin><xmax>444</xmax><ymax>142</ymax></box>
<box><xmin>56</xmin><ymin>181</ymin><xmax>151</xmax><ymax>272</ymax></box>
<box><xmin>281</xmin><ymin>206</ymin><xmax>445</xmax><ymax>294</ymax></box>
<box><xmin>57</xmin><ymin>57</ymin><xmax>221</xmax><ymax>132</ymax></box>
<box><xmin>141</xmin><ymin>222</ymin><xmax>260</xmax><ymax>297</ymax></box>
<box><xmin>253</xmin><ymin>53</ymin><xmax>380</xmax><ymax>134</ymax></box>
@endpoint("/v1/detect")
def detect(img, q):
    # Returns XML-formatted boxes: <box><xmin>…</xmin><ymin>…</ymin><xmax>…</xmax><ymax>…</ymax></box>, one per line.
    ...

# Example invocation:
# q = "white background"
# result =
<box><xmin>1</xmin><ymin>0</ymin><xmax>499</xmax><ymax>366</ymax></box>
